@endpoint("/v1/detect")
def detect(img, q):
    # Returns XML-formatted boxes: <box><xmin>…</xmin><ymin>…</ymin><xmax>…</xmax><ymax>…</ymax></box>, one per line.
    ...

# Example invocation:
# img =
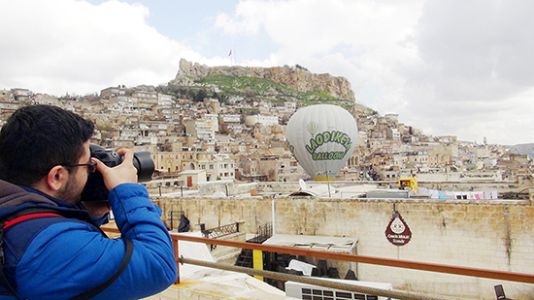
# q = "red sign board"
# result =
<box><xmin>385</xmin><ymin>211</ymin><xmax>412</xmax><ymax>246</ymax></box>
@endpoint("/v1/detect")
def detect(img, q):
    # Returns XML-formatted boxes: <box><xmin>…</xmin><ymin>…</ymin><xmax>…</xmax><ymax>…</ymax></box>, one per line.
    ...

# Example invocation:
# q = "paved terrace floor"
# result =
<box><xmin>144</xmin><ymin>232</ymin><xmax>293</xmax><ymax>300</ymax></box>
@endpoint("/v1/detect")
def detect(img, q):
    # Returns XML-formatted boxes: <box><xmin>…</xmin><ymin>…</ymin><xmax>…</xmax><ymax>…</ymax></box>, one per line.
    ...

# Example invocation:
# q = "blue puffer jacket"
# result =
<box><xmin>0</xmin><ymin>179</ymin><xmax>177</xmax><ymax>300</ymax></box>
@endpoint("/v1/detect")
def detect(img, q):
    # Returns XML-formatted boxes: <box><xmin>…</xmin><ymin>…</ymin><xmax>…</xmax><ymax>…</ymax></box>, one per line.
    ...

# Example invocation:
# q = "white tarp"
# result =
<box><xmin>286</xmin><ymin>259</ymin><xmax>317</xmax><ymax>276</ymax></box>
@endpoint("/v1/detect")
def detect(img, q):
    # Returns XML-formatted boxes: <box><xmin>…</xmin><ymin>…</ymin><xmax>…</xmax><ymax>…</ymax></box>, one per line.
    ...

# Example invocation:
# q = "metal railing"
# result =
<box><xmin>179</xmin><ymin>257</ymin><xmax>444</xmax><ymax>300</ymax></box>
<box><xmin>102</xmin><ymin>227</ymin><xmax>534</xmax><ymax>299</ymax></box>
<box><xmin>170</xmin><ymin>233</ymin><xmax>534</xmax><ymax>300</ymax></box>
<box><xmin>247</xmin><ymin>222</ymin><xmax>272</xmax><ymax>243</ymax></box>
<box><xmin>200</xmin><ymin>222</ymin><xmax>242</xmax><ymax>239</ymax></box>
<box><xmin>171</xmin><ymin>233</ymin><xmax>534</xmax><ymax>284</ymax></box>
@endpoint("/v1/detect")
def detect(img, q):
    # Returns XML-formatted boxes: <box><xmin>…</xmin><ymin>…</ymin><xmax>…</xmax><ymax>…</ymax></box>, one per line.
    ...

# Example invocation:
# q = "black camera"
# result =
<box><xmin>80</xmin><ymin>144</ymin><xmax>155</xmax><ymax>202</ymax></box>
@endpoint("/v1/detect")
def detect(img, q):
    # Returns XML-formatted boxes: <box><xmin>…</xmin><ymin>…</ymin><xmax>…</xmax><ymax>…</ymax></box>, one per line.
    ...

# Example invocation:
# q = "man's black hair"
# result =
<box><xmin>0</xmin><ymin>105</ymin><xmax>95</xmax><ymax>185</ymax></box>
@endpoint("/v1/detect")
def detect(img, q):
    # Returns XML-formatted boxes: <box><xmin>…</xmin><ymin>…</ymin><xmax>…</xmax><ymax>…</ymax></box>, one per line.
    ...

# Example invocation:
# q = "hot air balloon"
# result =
<box><xmin>286</xmin><ymin>104</ymin><xmax>358</xmax><ymax>181</ymax></box>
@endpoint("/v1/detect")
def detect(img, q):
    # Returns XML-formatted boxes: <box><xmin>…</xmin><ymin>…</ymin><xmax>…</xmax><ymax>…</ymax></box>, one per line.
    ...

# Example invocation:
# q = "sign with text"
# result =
<box><xmin>385</xmin><ymin>211</ymin><xmax>412</xmax><ymax>246</ymax></box>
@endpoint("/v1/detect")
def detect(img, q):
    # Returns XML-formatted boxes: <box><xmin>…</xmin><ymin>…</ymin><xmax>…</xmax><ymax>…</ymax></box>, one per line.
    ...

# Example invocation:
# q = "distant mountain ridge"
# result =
<box><xmin>510</xmin><ymin>143</ymin><xmax>534</xmax><ymax>158</ymax></box>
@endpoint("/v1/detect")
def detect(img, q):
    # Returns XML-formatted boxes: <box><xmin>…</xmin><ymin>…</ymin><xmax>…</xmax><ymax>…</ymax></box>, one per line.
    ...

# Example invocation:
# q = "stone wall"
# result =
<box><xmin>157</xmin><ymin>196</ymin><xmax>534</xmax><ymax>299</ymax></box>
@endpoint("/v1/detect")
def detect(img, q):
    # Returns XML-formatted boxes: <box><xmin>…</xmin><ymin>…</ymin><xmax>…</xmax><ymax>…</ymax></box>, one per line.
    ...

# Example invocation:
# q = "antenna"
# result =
<box><xmin>298</xmin><ymin>178</ymin><xmax>308</xmax><ymax>191</ymax></box>
<box><xmin>325</xmin><ymin>162</ymin><xmax>331</xmax><ymax>198</ymax></box>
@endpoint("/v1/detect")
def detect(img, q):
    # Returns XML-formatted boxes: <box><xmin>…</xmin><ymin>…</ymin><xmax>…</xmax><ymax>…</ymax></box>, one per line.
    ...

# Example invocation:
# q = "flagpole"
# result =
<box><xmin>228</xmin><ymin>49</ymin><xmax>234</xmax><ymax>66</ymax></box>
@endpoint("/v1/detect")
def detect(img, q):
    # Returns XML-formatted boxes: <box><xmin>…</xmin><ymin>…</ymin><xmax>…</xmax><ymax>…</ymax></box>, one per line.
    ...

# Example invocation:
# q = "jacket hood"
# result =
<box><xmin>0</xmin><ymin>179</ymin><xmax>95</xmax><ymax>222</ymax></box>
<box><xmin>0</xmin><ymin>179</ymin><xmax>57</xmax><ymax>208</ymax></box>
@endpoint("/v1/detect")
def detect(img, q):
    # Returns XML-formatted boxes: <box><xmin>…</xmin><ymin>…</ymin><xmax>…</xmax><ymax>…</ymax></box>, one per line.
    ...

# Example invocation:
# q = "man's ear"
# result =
<box><xmin>45</xmin><ymin>165</ymin><xmax>69</xmax><ymax>192</ymax></box>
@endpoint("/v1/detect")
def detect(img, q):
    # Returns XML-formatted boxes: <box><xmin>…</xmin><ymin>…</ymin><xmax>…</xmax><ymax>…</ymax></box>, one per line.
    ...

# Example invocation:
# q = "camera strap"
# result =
<box><xmin>0</xmin><ymin>209</ymin><xmax>134</xmax><ymax>300</ymax></box>
<box><xmin>71</xmin><ymin>238</ymin><xmax>133</xmax><ymax>300</ymax></box>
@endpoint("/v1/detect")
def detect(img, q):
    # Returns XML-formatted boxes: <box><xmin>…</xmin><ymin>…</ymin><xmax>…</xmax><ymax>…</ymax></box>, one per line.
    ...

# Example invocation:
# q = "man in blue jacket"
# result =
<box><xmin>0</xmin><ymin>105</ymin><xmax>177</xmax><ymax>299</ymax></box>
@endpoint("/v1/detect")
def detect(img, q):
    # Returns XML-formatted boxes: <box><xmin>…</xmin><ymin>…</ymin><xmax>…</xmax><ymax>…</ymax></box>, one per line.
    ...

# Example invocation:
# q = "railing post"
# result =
<box><xmin>172</xmin><ymin>237</ymin><xmax>180</xmax><ymax>284</ymax></box>
<box><xmin>252</xmin><ymin>249</ymin><xmax>264</xmax><ymax>281</ymax></box>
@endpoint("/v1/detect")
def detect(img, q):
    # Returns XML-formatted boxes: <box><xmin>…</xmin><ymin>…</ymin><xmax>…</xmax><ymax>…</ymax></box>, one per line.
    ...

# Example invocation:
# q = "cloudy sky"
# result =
<box><xmin>1</xmin><ymin>0</ymin><xmax>533</xmax><ymax>145</ymax></box>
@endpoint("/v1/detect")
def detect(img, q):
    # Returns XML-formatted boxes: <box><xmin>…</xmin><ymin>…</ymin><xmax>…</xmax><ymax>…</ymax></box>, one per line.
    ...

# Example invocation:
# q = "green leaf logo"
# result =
<box><xmin>307</xmin><ymin>122</ymin><xmax>318</xmax><ymax>135</ymax></box>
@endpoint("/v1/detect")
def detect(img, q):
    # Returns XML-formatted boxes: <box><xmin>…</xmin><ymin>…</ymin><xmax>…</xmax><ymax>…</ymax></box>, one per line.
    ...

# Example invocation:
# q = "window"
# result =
<box><xmin>335</xmin><ymin>291</ymin><xmax>352</xmax><ymax>299</ymax></box>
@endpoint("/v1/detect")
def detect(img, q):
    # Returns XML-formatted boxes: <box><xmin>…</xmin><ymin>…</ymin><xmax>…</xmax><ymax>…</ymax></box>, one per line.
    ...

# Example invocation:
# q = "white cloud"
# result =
<box><xmin>214</xmin><ymin>0</ymin><xmax>534</xmax><ymax>144</ymax></box>
<box><xmin>213</xmin><ymin>0</ymin><xmax>427</xmax><ymax>121</ymax></box>
<box><xmin>2</xmin><ymin>0</ymin><xmax>533</xmax><ymax>144</ymax></box>
<box><xmin>401</xmin><ymin>0</ymin><xmax>534</xmax><ymax>144</ymax></box>
<box><xmin>0</xmin><ymin>0</ymin><xmax>229</xmax><ymax>95</ymax></box>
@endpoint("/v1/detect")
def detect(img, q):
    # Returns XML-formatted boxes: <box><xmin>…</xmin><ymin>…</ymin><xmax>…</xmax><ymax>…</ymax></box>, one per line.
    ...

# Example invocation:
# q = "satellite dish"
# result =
<box><xmin>286</xmin><ymin>104</ymin><xmax>358</xmax><ymax>181</ymax></box>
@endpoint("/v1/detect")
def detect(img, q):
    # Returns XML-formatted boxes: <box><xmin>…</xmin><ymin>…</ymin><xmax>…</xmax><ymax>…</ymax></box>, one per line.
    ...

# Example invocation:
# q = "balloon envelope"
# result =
<box><xmin>286</xmin><ymin>104</ymin><xmax>358</xmax><ymax>180</ymax></box>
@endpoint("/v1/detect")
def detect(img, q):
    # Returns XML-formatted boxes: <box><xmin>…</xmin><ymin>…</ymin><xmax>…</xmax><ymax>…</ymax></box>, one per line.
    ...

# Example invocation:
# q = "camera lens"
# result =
<box><xmin>81</xmin><ymin>144</ymin><xmax>155</xmax><ymax>202</ymax></box>
<box><xmin>132</xmin><ymin>151</ymin><xmax>155</xmax><ymax>181</ymax></box>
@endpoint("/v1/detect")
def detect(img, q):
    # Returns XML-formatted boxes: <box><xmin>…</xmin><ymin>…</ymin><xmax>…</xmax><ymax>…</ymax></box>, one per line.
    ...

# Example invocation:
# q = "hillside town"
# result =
<box><xmin>1</xmin><ymin>61</ymin><xmax>533</xmax><ymax>198</ymax></box>
<box><xmin>2</xmin><ymin>61</ymin><xmax>534</xmax><ymax>300</ymax></box>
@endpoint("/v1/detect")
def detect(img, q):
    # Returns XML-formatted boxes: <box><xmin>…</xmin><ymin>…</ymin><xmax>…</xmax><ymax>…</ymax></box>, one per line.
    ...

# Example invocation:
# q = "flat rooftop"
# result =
<box><xmin>264</xmin><ymin>234</ymin><xmax>357</xmax><ymax>253</ymax></box>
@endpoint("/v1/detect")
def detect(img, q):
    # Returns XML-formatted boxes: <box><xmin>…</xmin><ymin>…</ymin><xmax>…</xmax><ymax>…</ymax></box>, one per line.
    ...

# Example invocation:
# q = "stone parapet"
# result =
<box><xmin>156</xmin><ymin>196</ymin><xmax>534</xmax><ymax>299</ymax></box>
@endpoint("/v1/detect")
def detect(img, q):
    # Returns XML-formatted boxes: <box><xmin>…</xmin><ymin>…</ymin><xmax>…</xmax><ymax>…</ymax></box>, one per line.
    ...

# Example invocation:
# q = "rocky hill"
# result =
<box><xmin>164</xmin><ymin>59</ymin><xmax>355</xmax><ymax>107</ymax></box>
<box><xmin>511</xmin><ymin>143</ymin><xmax>534</xmax><ymax>158</ymax></box>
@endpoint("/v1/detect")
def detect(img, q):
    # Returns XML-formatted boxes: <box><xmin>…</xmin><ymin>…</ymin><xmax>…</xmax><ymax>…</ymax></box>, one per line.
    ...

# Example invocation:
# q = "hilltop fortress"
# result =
<box><xmin>172</xmin><ymin>59</ymin><xmax>355</xmax><ymax>102</ymax></box>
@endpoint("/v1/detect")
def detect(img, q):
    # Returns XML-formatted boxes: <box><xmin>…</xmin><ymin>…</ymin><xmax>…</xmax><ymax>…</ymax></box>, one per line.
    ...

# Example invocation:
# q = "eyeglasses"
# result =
<box><xmin>63</xmin><ymin>161</ymin><xmax>97</xmax><ymax>173</ymax></box>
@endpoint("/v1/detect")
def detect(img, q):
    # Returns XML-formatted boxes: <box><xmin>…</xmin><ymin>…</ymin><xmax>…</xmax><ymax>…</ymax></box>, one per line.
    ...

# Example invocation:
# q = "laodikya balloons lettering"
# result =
<box><xmin>286</xmin><ymin>104</ymin><xmax>358</xmax><ymax>181</ymax></box>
